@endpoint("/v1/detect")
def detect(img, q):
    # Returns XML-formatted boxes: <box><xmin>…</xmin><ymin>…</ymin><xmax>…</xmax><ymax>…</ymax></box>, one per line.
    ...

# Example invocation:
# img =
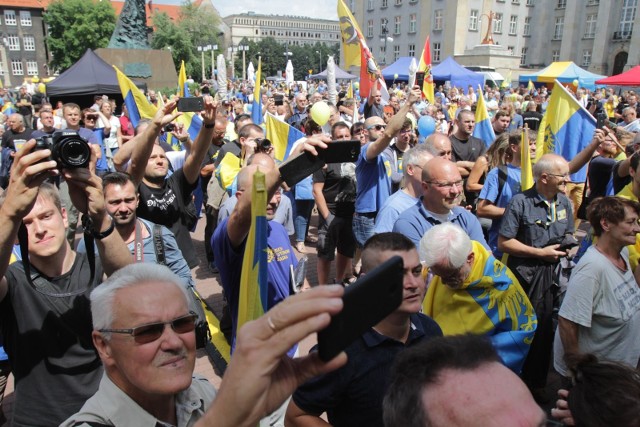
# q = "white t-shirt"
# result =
<box><xmin>554</xmin><ymin>246</ymin><xmax>640</xmax><ymax>376</ymax></box>
<box><xmin>98</xmin><ymin>115</ymin><xmax>121</xmax><ymax>150</ymax></box>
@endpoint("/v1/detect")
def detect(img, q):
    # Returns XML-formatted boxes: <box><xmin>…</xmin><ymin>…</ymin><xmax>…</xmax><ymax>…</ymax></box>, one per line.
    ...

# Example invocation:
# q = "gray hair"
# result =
<box><xmin>402</xmin><ymin>144</ymin><xmax>433</xmax><ymax>176</ymax></box>
<box><xmin>419</xmin><ymin>223</ymin><xmax>472</xmax><ymax>269</ymax></box>
<box><xmin>533</xmin><ymin>153</ymin><xmax>564</xmax><ymax>180</ymax></box>
<box><xmin>90</xmin><ymin>263</ymin><xmax>191</xmax><ymax>339</ymax></box>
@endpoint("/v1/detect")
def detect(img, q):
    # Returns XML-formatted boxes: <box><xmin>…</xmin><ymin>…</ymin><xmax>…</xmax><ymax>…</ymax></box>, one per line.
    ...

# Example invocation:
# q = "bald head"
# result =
<box><xmin>422</xmin><ymin>157</ymin><xmax>459</xmax><ymax>183</ymax></box>
<box><xmin>424</xmin><ymin>133</ymin><xmax>452</xmax><ymax>160</ymax></box>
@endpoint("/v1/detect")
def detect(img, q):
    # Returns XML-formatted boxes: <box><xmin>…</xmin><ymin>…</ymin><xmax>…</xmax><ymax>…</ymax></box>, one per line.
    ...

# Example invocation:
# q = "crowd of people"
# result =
<box><xmin>0</xmin><ymin>75</ymin><xmax>638</xmax><ymax>427</ymax></box>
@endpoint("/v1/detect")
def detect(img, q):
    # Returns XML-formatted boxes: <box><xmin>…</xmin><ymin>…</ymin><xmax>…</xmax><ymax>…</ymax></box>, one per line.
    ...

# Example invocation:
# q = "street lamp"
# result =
<box><xmin>315</xmin><ymin>50</ymin><xmax>322</xmax><ymax>73</ymax></box>
<box><xmin>380</xmin><ymin>18</ymin><xmax>394</xmax><ymax>65</ymax></box>
<box><xmin>238</xmin><ymin>45</ymin><xmax>249</xmax><ymax>81</ymax></box>
<box><xmin>197</xmin><ymin>45</ymin><xmax>212</xmax><ymax>80</ymax></box>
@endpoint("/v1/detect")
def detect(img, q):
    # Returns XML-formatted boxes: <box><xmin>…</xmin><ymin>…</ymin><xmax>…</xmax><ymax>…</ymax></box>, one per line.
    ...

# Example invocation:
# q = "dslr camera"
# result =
<box><xmin>34</xmin><ymin>130</ymin><xmax>91</xmax><ymax>169</ymax></box>
<box><xmin>255</xmin><ymin>138</ymin><xmax>272</xmax><ymax>153</ymax></box>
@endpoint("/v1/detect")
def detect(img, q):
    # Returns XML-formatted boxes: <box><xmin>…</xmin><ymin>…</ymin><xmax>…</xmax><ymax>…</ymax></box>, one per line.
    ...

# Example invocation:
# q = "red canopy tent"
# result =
<box><xmin>596</xmin><ymin>65</ymin><xmax>640</xmax><ymax>86</ymax></box>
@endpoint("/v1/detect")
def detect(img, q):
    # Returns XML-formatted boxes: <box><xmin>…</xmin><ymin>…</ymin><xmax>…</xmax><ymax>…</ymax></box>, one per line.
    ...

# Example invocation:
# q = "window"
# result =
<box><xmin>509</xmin><ymin>15</ymin><xmax>518</xmax><ymax>35</ymax></box>
<box><xmin>434</xmin><ymin>10</ymin><xmax>443</xmax><ymax>30</ymax></box>
<box><xmin>409</xmin><ymin>13</ymin><xmax>416</xmax><ymax>33</ymax></box>
<box><xmin>11</xmin><ymin>60</ymin><xmax>23</xmax><ymax>75</ymax></box>
<box><xmin>584</xmin><ymin>14</ymin><xmax>597</xmax><ymax>38</ymax></box>
<box><xmin>620</xmin><ymin>0</ymin><xmax>637</xmax><ymax>36</ymax></box>
<box><xmin>23</xmin><ymin>35</ymin><xmax>35</xmax><ymax>51</ymax></box>
<box><xmin>4</xmin><ymin>10</ymin><xmax>16</xmax><ymax>26</ymax></box>
<box><xmin>587</xmin><ymin>0</ymin><xmax>599</xmax><ymax>4</ymax></box>
<box><xmin>395</xmin><ymin>0</ymin><xmax>402</xmax><ymax>5</ymax></box>
<box><xmin>552</xmin><ymin>50</ymin><xmax>560</xmax><ymax>62</ymax></box>
<box><xmin>512</xmin><ymin>0</ymin><xmax>520</xmax><ymax>3</ymax></box>
<box><xmin>26</xmin><ymin>61</ymin><xmax>38</xmax><ymax>75</ymax></box>
<box><xmin>380</xmin><ymin>19</ymin><xmax>386</xmax><ymax>34</ymax></box>
<box><xmin>433</xmin><ymin>42</ymin><xmax>441</xmax><ymax>62</ymax></box>
<box><xmin>394</xmin><ymin>16</ymin><xmax>401</xmax><ymax>34</ymax></box>
<box><xmin>469</xmin><ymin>9</ymin><xmax>479</xmax><ymax>31</ymax></box>
<box><xmin>367</xmin><ymin>0</ymin><xmax>374</xmax><ymax>10</ymax></box>
<box><xmin>408</xmin><ymin>43</ymin><xmax>415</xmax><ymax>57</ymax></box>
<box><xmin>394</xmin><ymin>45</ymin><xmax>400</xmax><ymax>61</ymax></box>
<box><xmin>493</xmin><ymin>13</ymin><xmax>503</xmax><ymax>33</ymax></box>
<box><xmin>520</xmin><ymin>47</ymin><xmax>528</xmax><ymax>66</ymax></box>
<box><xmin>557</xmin><ymin>0</ymin><xmax>566</xmax><ymax>8</ymax></box>
<box><xmin>527</xmin><ymin>0</ymin><xmax>534</xmax><ymax>5</ymax></box>
<box><xmin>6</xmin><ymin>35</ymin><xmax>19</xmax><ymax>51</ymax></box>
<box><xmin>381</xmin><ymin>0</ymin><xmax>388</xmax><ymax>7</ymax></box>
<box><xmin>19</xmin><ymin>11</ymin><xmax>31</xmax><ymax>26</ymax></box>
<box><xmin>523</xmin><ymin>17</ymin><xmax>531</xmax><ymax>35</ymax></box>
<box><xmin>553</xmin><ymin>17</ymin><xmax>564</xmax><ymax>39</ymax></box>
<box><xmin>582</xmin><ymin>50</ymin><xmax>592</xmax><ymax>67</ymax></box>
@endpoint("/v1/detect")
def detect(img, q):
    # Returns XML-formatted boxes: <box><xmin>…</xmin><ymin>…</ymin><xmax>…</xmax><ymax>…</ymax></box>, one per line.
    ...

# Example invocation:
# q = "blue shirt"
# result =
<box><xmin>393</xmin><ymin>201</ymin><xmax>489</xmax><ymax>249</ymax></box>
<box><xmin>374</xmin><ymin>190</ymin><xmax>418</xmax><ymax>234</ymax></box>
<box><xmin>355</xmin><ymin>142</ymin><xmax>391</xmax><ymax>214</ymax></box>
<box><xmin>478</xmin><ymin>164</ymin><xmax>522</xmax><ymax>258</ymax></box>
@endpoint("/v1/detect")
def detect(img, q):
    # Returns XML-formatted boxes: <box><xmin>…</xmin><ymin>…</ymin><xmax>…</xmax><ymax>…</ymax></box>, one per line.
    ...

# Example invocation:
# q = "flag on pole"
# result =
<box><xmin>473</xmin><ymin>87</ymin><xmax>496</xmax><ymax>147</ymax></box>
<box><xmin>265</xmin><ymin>112</ymin><xmax>305</xmax><ymax>162</ymax></box>
<box><xmin>251</xmin><ymin>57</ymin><xmax>263</xmax><ymax>125</ymax></box>
<box><xmin>418</xmin><ymin>35</ymin><xmax>435</xmax><ymax>104</ymax></box>
<box><xmin>520</xmin><ymin>128</ymin><xmax>534</xmax><ymax>191</ymax></box>
<box><xmin>501</xmin><ymin>71</ymin><xmax>512</xmax><ymax>89</ymax></box>
<box><xmin>114</xmin><ymin>66</ymin><xmax>157</xmax><ymax>128</ymax></box>
<box><xmin>537</xmin><ymin>80</ymin><xmax>596</xmax><ymax>183</ymax></box>
<box><xmin>237</xmin><ymin>170</ymin><xmax>269</xmax><ymax>331</ymax></box>
<box><xmin>337</xmin><ymin>0</ymin><xmax>362</xmax><ymax>69</ymax></box>
<box><xmin>179</xmin><ymin>60</ymin><xmax>190</xmax><ymax>97</ymax></box>
<box><xmin>527</xmin><ymin>79</ymin><xmax>535</xmax><ymax>92</ymax></box>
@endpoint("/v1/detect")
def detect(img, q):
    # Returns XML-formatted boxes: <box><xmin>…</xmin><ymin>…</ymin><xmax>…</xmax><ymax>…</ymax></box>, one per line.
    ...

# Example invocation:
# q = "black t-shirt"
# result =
<box><xmin>449</xmin><ymin>134</ymin><xmax>486</xmax><ymax>163</ymax></box>
<box><xmin>16</xmin><ymin>93</ymin><xmax>31</xmax><ymax>117</ymax></box>
<box><xmin>586</xmin><ymin>156</ymin><xmax>617</xmax><ymax>200</ymax></box>
<box><xmin>1</xmin><ymin>253</ymin><xmax>103</xmax><ymax>426</ymax></box>
<box><xmin>1</xmin><ymin>128</ymin><xmax>33</xmax><ymax>149</ymax></box>
<box><xmin>522</xmin><ymin>111</ymin><xmax>543</xmax><ymax>131</ymax></box>
<box><xmin>364</xmin><ymin>102</ymin><xmax>384</xmax><ymax>119</ymax></box>
<box><xmin>137</xmin><ymin>169</ymin><xmax>199</xmax><ymax>267</ymax></box>
<box><xmin>313</xmin><ymin>163</ymin><xmax>343</xmax><ymax>213</ymax></box>
<box><xmin>313</xmin><ymin>162</ymin><xmax>357</xmax><ymax>218</ymax></box>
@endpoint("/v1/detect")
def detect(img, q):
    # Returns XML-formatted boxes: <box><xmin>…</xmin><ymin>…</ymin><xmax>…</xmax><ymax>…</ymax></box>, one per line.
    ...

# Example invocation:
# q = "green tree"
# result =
<box><xmin>44</xmin><ymin>0</ymin><xmax>116</xmax><ymax>72</ymax></box>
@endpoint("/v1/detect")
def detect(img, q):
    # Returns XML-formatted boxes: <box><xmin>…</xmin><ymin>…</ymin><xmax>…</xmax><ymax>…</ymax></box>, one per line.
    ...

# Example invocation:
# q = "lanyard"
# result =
<box><xmin>134</xmin><ymin>220</ymin><xmax>144</xmax><ymax>262</ymax></box>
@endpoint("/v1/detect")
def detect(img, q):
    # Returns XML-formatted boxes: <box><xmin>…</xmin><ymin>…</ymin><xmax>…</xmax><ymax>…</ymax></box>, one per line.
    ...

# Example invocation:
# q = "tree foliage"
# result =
<box><xmin>44</xmin><ymin>0</ymin><xmax>116</xmax><ymax>72</ymax></box>
<box><xmin>150</xmin><ymin>3</ymin><xmax>222</xmax><ymax>82</ymax></box>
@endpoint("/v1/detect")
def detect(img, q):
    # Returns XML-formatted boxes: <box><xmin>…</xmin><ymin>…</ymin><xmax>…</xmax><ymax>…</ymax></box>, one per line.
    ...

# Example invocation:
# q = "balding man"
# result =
<box><xmin>392</xmin><ymin>157</ymin><xmax>488</xmax><ymax>248</ymax></box>
<box><xmin>286</xmin><ymin>93</ymin><xmax>309</xmax><ymax>130</ymax></box>
<box><xmin>499</xmin><ymin>153</ymin><xmax>574</xmax><ymax>400</ymax></box>
<box><xmin>0</xmin><ymin>113</ymin><xmax>33</xmax><ymax>188</ymax></box>
<box><xmin>424</xmin><ymin>133</ymin><xmax>453</xmax><ymax>160</ymax></box>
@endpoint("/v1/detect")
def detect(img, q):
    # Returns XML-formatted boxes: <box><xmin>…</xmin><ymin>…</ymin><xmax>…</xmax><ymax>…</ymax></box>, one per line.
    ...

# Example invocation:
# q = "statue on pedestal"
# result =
<box><xmin>481</xmin><ymin>11</ymin><xmax>496</xmax><ymax>45</ymax></box>
<box><xmin>108</xmin><ymin>0</ymin><xmax>151</xmax><ymax>49</ymax></box>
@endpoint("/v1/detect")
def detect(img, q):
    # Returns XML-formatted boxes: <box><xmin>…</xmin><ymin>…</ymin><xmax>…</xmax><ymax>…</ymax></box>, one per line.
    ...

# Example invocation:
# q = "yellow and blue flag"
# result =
<box><xmin>1</xmin><ymin>102</ymin><xmax>15</xmax><ymax>116</ymax></box>
<box><xmin>537</xmin><ymin>80</ymin><xmax>596</xmax><ymax>183</ymax></box>
<box><xmin>179</xmin><ymin>60</ymin><xmax>190</xmax><ymax>98</ymax></box>
<box><xmin>473</xmin><ymin>87</ymin><xmax>496</xmax><ymax>147</ymax></box>
<box><xmin>527</xmin><ymin>79</ymin><xmax>535</xmax><ymax>92</ymax></box>
<box><xmin>237</xmin><ymin>170</ymin><xmax>269</xmax><ymax>330</ymax></box>
<box><xmin>114</xmin><ymin>66</ymin><xmax>157</xmax><ymax>128</ymax></box>
<box><xmin>520</xmin><ymin>128</ymin><xmax>534</xmax><ymax>191</ymax></box>
<box><xmin>265</xmin><ymin>113</ymin><xmax>305</xmax><ymax>162</ymax></box>
<box><xmin>251</xmin><ymin>57</ymin><xmax>263</xmax><ymax>125</ymax></box>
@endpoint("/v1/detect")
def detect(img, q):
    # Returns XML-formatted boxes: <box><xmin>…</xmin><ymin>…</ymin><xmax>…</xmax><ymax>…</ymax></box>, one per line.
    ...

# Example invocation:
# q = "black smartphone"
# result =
<box><xmin>317</xmin><ymin>256</ymin><xmax>404</xmax><ymax>362</ymax></box>
<box><xmin>274</xmin><ymin>94</ymin><xmax>284</xmax><ymax>106</ymax></box>
<box><xmin>319</xmin><ymin>140</ymin><xmax>360</xmax><ymax>163</ymax></box>
<box><xmin>596</xmin><ymin>112</ymin><xmax>607</xmax><ymax>129</ymax></box>
<box><xmin>416</xmin><ymin>71</ymin><xmax>425</xmax><ymax>88</ymax></box>
<box><xmin>278</xmin><ymin>151</ymin><xmax>324</xmax><ymax>187</ymax></box>
<box><xmin>177</xmin><ymin>97</ymin><xmax>204</xmax><ymax>112</ymax></box>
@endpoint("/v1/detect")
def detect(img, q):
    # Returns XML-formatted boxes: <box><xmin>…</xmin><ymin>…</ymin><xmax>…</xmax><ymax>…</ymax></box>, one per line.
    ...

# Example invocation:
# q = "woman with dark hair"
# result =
<box><xmin>554</xmin><ymin>196</ymin><xmax>640</xmax><ymax>379</ymax></box>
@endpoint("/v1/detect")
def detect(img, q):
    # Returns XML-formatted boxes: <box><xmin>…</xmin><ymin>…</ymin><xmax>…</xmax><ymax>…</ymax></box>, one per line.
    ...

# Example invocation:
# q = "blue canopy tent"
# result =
<box><xmin>381</xmin><ymin>57</ymin><xmax>415</xmax><ymax>81</ymax></box>
<box><xmin>519</xmin><ymin>61</ymin><xmax>606</xmax><ymax>91</ymax></box>
<box><xmin>431</xmin><ymin>56</ymin><xmax>484</xmax><ymax>93</ymax></box>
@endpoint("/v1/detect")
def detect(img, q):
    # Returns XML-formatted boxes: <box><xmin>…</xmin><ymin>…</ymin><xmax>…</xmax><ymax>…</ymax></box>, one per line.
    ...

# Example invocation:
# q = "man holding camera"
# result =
<box><xmin>0</xmin><ymin>141</ymin><xmax>131</xmax><ymax>426</ymax></box>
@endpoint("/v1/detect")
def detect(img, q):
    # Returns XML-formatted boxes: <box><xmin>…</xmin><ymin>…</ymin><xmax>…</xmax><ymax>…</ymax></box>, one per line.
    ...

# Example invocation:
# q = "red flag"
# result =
<box><xmin>418</xmin><ymin>35</ymin><xmax>434</xmax><ymax>104</ymax></box>
<box><xmin>359</xmin><ymin>44</ymin><xmax>379</xmax><ymax>98</ymax></box>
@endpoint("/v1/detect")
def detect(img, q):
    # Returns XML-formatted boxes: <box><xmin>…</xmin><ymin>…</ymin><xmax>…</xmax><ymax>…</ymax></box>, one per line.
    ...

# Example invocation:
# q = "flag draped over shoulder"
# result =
<box><xmin>521</xmin><ymin>128</ymin><xmax>534</xmax><ymax>191</ymax></box>
<box><xmin>114</xmin><ymin>66</ymin><xmax>157</xmax><ymax>128</ymax></box>
<box><xmin>179</xmin><ymin>60</ymin><xmax>190</xmax><ymax>98</ymax></box>
<box><xmin>265</xmin><ymin>113</ymin><xmax>305</xmax><ymax>162</ymax></box>
<box><xmin>237</xmin><ymin>170</ymin><xmax>269</xmax><ymax>330</ymax></box>
<box><xmin>473</xmin><ymin>87</ymin><xmax>496</xmax><ymax>147</ymax></box>
<box><xmin>537</xmin><ymin>80</ymin><xmax>596</xmax><ymax>183</ymax></box>
<box><xmin>252</xmin><ymin>57</ymin><xmax>263</xmax><ymax>125</ymax></box>
<box><xmin>418</xmin><ymin>35</ymin><xmax>434</xmax><ymax>104</ymax></box>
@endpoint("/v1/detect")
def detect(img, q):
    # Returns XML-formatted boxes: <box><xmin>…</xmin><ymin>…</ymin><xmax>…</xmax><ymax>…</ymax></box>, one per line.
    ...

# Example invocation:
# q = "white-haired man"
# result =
<box><xmin>61</xmin><ymin>263</ymin><xmax>216</xmax><ymax>426</ymax></box>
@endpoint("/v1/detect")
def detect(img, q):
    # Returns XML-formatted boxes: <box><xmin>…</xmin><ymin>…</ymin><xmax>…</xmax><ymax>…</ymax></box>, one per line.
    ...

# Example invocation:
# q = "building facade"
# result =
<box><xmin>351</xmin><ymin>0</ymin><xmax>639</xmax><ymax>77</ymax></box>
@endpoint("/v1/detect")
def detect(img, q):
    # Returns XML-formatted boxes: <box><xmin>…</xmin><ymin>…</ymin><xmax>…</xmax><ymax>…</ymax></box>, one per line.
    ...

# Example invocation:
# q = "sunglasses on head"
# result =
<box><xmin>99</xmin><ymin>312</ymin><xmax>197</xmax><ymax>344</ymax></box>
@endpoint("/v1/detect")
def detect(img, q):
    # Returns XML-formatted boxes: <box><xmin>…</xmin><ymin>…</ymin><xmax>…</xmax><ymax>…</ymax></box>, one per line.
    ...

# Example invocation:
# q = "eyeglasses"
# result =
<box><xmin>426</xmin><ymin>180</ymin><xmax>464</xmax><ymax>189</ymax></box>
<box><xmin>547</xmin><ymin>173</ymin><xmax>570</xmax><ymax>180</ymax></box>
<box><xmin>366</xmin><ymin>124</ymin><xmax>387</xmax><ymax>131</ymax></box>
<box><xmin>99</xmin><ymin>312</ymin><xmax>197</xmax><ymax>344</ymax></box>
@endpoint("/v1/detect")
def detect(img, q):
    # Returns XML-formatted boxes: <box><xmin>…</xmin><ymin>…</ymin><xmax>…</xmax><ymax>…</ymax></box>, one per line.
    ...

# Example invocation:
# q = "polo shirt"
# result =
<box><xmin>355</xmin><ymin>142</ymin><xmax>392</xmax><ymax>214</ymax></box>
<box><xmin>374</xmin><ymin>191</ymin><xmax>418</xmax><ymax>234</ymax></box>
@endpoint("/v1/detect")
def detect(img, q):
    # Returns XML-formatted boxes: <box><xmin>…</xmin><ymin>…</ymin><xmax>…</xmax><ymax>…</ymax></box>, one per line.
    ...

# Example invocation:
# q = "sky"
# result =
<box><xmin>146</xmin><ymin>0</ymin><xmax>340</xmax><ymax>20</ymax></box>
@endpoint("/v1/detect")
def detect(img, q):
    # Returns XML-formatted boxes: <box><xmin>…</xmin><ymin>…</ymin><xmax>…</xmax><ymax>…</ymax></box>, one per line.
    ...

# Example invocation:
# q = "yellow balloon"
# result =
<box><xmin>572</xmin><ymin>79</ymin><xmax>579</xmax><ymax>87</ymax></box>
<box><xmin>310</xmin><ymin>101</ymin><xmax>331</xmax><ymax>126</ymax></box>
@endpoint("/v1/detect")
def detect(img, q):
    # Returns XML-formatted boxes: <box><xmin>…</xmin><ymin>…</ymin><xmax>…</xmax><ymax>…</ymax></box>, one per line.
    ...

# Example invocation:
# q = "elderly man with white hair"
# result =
<box><xmin>419</xmin><ymin>222</ymin><xmax>537</xmax><ymax>373</ymax></box>
<box><xmin>61</xmin><ymin>263</ymin><xmax>216</xmax><ymax>426</ymax></box>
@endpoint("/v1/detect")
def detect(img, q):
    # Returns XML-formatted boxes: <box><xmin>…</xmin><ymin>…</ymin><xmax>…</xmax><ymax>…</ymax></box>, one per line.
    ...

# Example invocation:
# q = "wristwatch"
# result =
<box><xmin>82</xmin><ymin>215</ymin><xmax>115</xmax><ymax>240</ymax></box>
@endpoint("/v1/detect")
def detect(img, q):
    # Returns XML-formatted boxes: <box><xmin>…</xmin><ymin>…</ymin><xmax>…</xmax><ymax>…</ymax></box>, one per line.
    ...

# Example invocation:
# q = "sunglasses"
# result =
<box><xmin>367</xmin><ymin>124</ymin><xmax>387</xmax><ymax>131</ymax></box>
<box><xmin>99</xmin><ymin>312</ymin><xmax>197</xmax><ymax>344</ymax></box>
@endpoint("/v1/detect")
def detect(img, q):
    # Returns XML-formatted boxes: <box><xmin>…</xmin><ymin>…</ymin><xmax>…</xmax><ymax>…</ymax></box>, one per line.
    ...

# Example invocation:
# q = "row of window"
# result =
<box><xmin>233</xmin><ymin>18</ymin><xmax>338</xmax><ymax>32</ymax></box>
<box><xmin>2</xmin><ymin>10</ymin><xmax>31</xmax><ymax>27</ymax></box>
<box><xmin>4</xmin><ymin>34</ymin><xmax>36</xmax><ymax>51</ymax></box>
<box><xmin>262</xmin><ymin>29</ymin><xmax>339</xmax><ymax>40</ymax></box>
<box><xmin>1</xmin><ymin>59</ymin><xmax>38</xmax><ymax>76</ymax></box>
<box><xmin>367</xmin><ymin>0</ymin><xmax>419</xmax><ymax>10</ymax></box>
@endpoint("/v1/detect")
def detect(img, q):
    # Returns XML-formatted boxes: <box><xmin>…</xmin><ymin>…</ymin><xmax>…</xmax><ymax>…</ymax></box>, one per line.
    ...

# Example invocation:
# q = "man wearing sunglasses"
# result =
<box><xmin>62</xmin><ymin>263</ymin><xmax>216</xmax><ymax>426</ymax></box>
<box><xmin>393</xmin><ymin>157</ymin><xmax>488</xmax><ymax>249</ymax></box>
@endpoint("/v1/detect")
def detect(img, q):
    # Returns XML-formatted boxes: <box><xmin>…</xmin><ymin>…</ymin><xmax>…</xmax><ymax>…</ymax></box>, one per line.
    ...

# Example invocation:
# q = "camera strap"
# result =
<box><xmin>18</xmin><ymin>221</ymin><xmax>95</xmax><ymax>298</ymax></box>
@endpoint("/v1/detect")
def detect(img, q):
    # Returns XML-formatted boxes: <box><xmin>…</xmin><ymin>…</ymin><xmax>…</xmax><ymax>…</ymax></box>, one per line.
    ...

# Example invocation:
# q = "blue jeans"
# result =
<box><xmin>294</xmin><ymin>200</ymin><xmax>314</xmax><ymax>242</ymax></box>
<box><xmin>353</xmin><ymin>213</ymin><xmax>376</xmax><ymax>248</ymax></box>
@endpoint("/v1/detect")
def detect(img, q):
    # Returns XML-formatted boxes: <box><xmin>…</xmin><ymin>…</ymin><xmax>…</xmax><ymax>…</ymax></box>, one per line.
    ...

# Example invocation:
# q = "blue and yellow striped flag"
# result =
<box><xmin>265</xmin><ymin>113</ymin><xmax>305</xmax><ymax>162</ymax></box>
<box><xmin>473</xmin><ymin>87</ymin><xmax>496</xmax><ymax>147</ymax></box>
<box><xmin>252</xmin><ymin>57</ymin><xmax>263</xmax><ymax>125</ymax></box>
<box><xmin>237</xmin><ymin>170</ymin><xmax>269</xmax><ymax>330</ymax></box>
<box><xmin>537</xmin><ymin>80</ymin><xmax>596</xmax><ymax>183</ymax></box>
<box><xmin>179</xmin><ymin>60</ymin><xmax>190</xmax><ymax>98</ymax></box>
<box><xmin>521</xmin><ymin>128</ymin><xmax>534</xmax><ymax>191</ymax></box>
<box><xmin>114</xmin><ymin>66</ymin><xmax>157</xmax><ymax>128</ymax></box>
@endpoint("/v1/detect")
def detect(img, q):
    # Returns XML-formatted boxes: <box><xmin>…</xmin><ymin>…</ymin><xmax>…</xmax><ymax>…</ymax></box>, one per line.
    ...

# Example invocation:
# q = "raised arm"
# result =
<box><xmin>182</xmin><ymin>96</ymin><xmax>217</xmax><ymax>184</ymax></box>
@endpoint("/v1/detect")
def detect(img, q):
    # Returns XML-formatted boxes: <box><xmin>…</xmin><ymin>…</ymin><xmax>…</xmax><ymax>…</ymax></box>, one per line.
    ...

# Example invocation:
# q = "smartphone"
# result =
<box><xmin>416</xmin><ymin>71</ymin><xmax>425</xmax><ymax>89</ymax></box>
<box><xmin>274</xmin><ymin>94</ymin><xmax>284</xmax><ymax>106</ymax></box>
<box><xmin>278</xmin><ymin>151</ymin><xmax>323</xmax><ymax>187</ymax></box>
<box><xmin>319</xmin><ymin>140</ymin><xmax>360</xmax><ymax>163</ymax></box>
<box><xmin>596</xmin><ymin>112</ymin><xmax>607</xmax><ymax>129</ymax></box>
<box><xmin>317</xmin><ymin>256</ymin><xmax>404</xmax><ymax>362</ymax></box>
<box><xmin>177</xmin><ymin>97</ymin><xmax>204</xmax><ymax>112</ymax></box>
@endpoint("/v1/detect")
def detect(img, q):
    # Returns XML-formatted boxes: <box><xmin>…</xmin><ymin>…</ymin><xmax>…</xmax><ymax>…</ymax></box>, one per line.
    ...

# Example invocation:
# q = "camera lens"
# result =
<box><xmin>58</xmin><ymin>138</ymin><xmax>91</xmax><ymax>168</ymax></box>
